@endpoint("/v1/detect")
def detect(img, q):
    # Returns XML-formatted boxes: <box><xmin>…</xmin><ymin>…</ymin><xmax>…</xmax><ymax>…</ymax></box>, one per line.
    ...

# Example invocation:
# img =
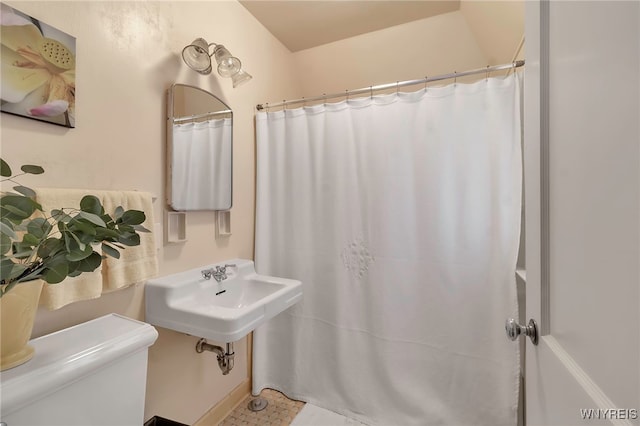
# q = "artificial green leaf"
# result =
<box><xmin>47</xmin><ymin>251</ymin><xmax>69</xmax><ymax>267</ymax></box>
<box><xmin>77</xmin><ymin>211</ymin><xmax>106</xmax><ymax>227</ymax></box>
<box><xmin>1</xmin><ymin>215</ymin><xmax>22</xmax><ymax>226</ymax></box>
<box><xmin>62</xmin><ymin>229</ymin><xmax>71</xmax><ymax>253</ymax></box>
<box><xmin>67</xmin><ymin>230</ymin><xmax>86</xmax><ymax>251</ymax></box>
<box><xmin>12</xmin><ymin>222</ymin><xmax>28</xmax><ymax>232</ymax></box>
<box><xmin>0</xmin><ymin>255</ymin><xmax>27</xmax><ymax>283</ymax></box>
<box><xmin>0</xmin><ymin>158</ymin><xmax>11</xmax><ymax>177</ymax></box>
<box><xmin>120</xmin><ymin>210</ymin><xmax>146</xmax><ymax>226</ymax></box>
<box><xmin>76</xmin><ymin>252</ymin><xmax>102</xmax><ymax>272</ymax></box>
<box><xmin>0</xmin><ymin>256</ymin><xmax>16</xmax><ymax>282</ymax></box>
<box><xmin>118</xmin><ymin>233</ymin><xmax>140</xmax><ymax>246</ymax></box>
<box><xmin>27</xmin><ymin>217</ymin><xmax>52</xmax><ymax>239</ymax></box>
<box><xmin>101</xmin><ymin>241</ymin><xmax>124</xmax><ymax>250</ymax></box>
<box><xmin>117</xmin><ymin>224</ymin><xmax>134</xmax><ymax>233</ymax></box>
<box><xmin>14</xmin><ymin>265</ymin><xmax>45</xmax><ymax>283</ymax></box>
<box><xmin>68</xmin><ymin>269</ymin><xmax>82</xmax><ymax>277</ymax></box>
<box><xmin>80</xmin><ymin>195</ymin><xmax>103</xmax><ymax>215</ymax></box>
<box><xmin>67</xmin><ymin>260</ymin><xmax>78</xmax><ymax>274</ymax></box>
<box><xmin>1</xmin><ymin>204</ymin><xmax>29</xmax><ymax>219</ymax></box>
<box><xmin>0</xmin><ymin>220</ymin><xmax>16</xmax><ymax>239</ymax></box>
<box><xmin>51</xmin><ymin>209</ymin><xmax>72</xmax><ymax>223</ymax></box>
<box><xmin>8</xmin><ymin>263</ymin><xmax>27</xmax><ymax>280</ymax></box>
<box><xmin>20</xmin><ymin>164</ymin><xmax>44</xmax><ymax>175</ymax></box>
<box><xmin>12</xmin><ymin>185</ymin><xmax>36</xmax><ymax>198</ymax></box>
<box><xmin>77</xmin><ymin>231</ymin><xmax>95</xmax><ymax>245</ymax></box>
<box><xmin>22</xmin><ymin>234</ymin><xmax>40</xmax><ymax>246</ymax></box>
<box><xmin>0</xmin><ymin>234</ymin><xmax>11</xmax><ymax>255</ymax></box>
<box><xmin>101</xmin><ymin>243</ymin><xmax>120</xmax><ymax>259</ymax></box>
<box><xmin>43</xmin><ymin>262</ymin><xmax>69</xmax><ymax>284</ymax></box>
<box><xmin>13</xmin><ymin>185</ymin><xmax>36</xmax><ymax>198</ymax></box>
<box><xmin>65</xmin><ymin>244</ymin><xmax>93</xmax><ymax>261</ymax></box>
<box><xmin>69</xmin><ymin>219</ymin><xmax>98</xmax><ymax>245</ymax></box>
<box><xmin>38</xmin><ymin>238</ymin><xmax>63</xmax><ymax>258</ymax></box>
<box><xmin>1</xmin><ymin>195</ymin><xmax>40</xmax><ymax>217</ymax></box>
<box><xmin>13</xmin><ymin>241</ymin><xmax>28</xmax><ymax>251</ymax></box>
<box><xmin>100</xmin><ymin>214</ymin><xmax>115</xmax><ymax>227</ymax></box>
<box><xmin>11</xmin><ymin>250</ymin><xmax>35</xmax><ymax>259</ymax></box>
<box><xmin>95</xmin><ymin>228</ymin><xmax>120</xmax><ymax>240</ymax></box>
<box><xmin>69</xmin><ymin>216</ymin><xmax>99</xmax><ymax>235</ymax></box>
<box><xmin>133</xmin><ymin>224</ymin><xmax>151</xmax><ymax>233</ymax></box>
<box><xmin>0</xmin><ymin>256</ymin><xmax>31</xmax><ymax>284</ymax></box>
<box><xmin>114</xmin><ymin>206</ymin><xmax>124</xmax><ymax>220</ymax></box>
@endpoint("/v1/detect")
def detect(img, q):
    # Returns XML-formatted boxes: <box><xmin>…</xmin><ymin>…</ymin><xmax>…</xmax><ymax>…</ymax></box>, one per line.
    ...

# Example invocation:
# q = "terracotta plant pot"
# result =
<box><xmin>0</xmin><ymin>279</ymin><xmax>44</xmax><ymax>371</ymax></box>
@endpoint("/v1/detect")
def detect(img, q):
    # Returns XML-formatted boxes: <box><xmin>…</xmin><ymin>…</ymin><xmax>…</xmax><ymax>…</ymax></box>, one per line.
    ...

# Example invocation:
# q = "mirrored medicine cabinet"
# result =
<box><xmin>167</xmin><ymin>84</ymin><xmax>232</xmax><ymax>211</ymax></box>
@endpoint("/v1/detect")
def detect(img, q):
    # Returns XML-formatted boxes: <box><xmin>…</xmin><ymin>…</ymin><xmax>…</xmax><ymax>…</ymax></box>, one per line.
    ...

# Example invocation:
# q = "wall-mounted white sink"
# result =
<box><xmin>145</xmin><ymin>259</ymin><xmax>302</xmax><ymax>343</ymax></box>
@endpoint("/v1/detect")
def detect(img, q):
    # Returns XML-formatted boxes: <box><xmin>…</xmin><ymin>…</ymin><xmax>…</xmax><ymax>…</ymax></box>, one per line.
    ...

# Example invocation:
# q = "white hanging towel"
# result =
<box><xmin>34</xmin><ymin>189</ymin><xmax>158</xmax><ymax>309</ymax></box>
<box><xmin>34</xmin><ymin>188</ymin><xmax>103</xmax><ymax>310</ymax></box>
<box><xmin>101</xmin><ymin>191</ymin><xmax>158</xmax><ymax>292</ymax></box>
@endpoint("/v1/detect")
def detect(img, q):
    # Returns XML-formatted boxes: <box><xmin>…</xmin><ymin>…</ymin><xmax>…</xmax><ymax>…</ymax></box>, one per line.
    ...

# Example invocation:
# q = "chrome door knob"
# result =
<box><xmin>505</xmin><ymin>318</ymin><xmax>538</xmax><ymax>345</ymax></box>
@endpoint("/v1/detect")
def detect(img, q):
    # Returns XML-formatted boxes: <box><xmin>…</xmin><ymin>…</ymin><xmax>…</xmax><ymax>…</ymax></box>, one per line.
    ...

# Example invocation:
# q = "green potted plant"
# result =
<box><xmin>0</xmin><ymin>157</ymin><xmax>150</xmax><ymax>370</ymax></box>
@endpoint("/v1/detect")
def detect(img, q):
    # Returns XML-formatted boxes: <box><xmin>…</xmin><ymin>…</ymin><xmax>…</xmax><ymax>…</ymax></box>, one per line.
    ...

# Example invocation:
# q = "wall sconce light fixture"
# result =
<box><xmin>182</xmin><ymin>38</ymin><xmax>252</xmax><ymax>88</ymax></box>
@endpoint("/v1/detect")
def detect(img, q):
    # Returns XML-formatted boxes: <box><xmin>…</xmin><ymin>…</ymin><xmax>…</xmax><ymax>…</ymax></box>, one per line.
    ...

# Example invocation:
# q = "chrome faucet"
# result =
<box><xmin>201</xmin><ymin>264</ymin><xmax>236</xmax><ymax>282</ymax></box>
<box><xmin>201</xmin><ymin>268</ymin><xmax>214</xmax><ymax>280</ymax></box>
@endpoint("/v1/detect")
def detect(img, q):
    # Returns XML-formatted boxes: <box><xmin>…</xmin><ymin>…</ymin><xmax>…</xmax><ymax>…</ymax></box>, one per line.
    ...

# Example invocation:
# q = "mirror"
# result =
<box><xmin>167</xmin><ymin>84</ymin><xmax>232</xmax><ymax>211</ymax></box>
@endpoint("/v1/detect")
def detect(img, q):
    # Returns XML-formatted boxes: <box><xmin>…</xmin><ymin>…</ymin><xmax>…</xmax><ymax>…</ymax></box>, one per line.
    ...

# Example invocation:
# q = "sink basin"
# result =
<box><xmin>145</xmin><ymin>259</ymin><xmax>302</xmax><ymax>342</ymax></box>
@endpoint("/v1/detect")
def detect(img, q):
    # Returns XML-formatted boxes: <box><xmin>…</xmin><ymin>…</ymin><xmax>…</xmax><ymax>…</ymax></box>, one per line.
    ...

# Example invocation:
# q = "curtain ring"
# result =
<box><xmin>265</xmin><ymin>103</ymin><xmax>269</xmax><ymax>113</ymax></box>
<box><xmin>396</xmin><ymin>81</ymin><xmax>400</xmax><ymax>94</ymax></box>
<box><xmin>283</xmin><ymin>100</ymin><xmax>287</xmax><ymax>111</ymax></box>
<box><xmin>370</xmin><ymin>86</ymin><xmax>373</xmax><ymax>99</ymax></box>
<box><xmin>346</xmin><ymin>89</ymin><xmax>349</xmax><ymax>101</ymax></box>
<box><xmin>424</xmin><ymin>76</ymin><xmax>428</xmax><ymax>90</ymax></box>
<box><xmin>486</xmin><ymin>65</ymin><xmax>490</xmax><ymax>81</ymax></box>
<box><xmin>302</xmin><ymin>97</ymin><xmax>305</xmax><ymax>107</ymax></box>
<box><xmin>323</xmin><ymin>93</ymin><xmax>327</xmax><ymax>106</ymax></box>
<box><xmin>454</xmin><ymin>71</ymin><xmax>457</xmax><ymax>85</ymax></box>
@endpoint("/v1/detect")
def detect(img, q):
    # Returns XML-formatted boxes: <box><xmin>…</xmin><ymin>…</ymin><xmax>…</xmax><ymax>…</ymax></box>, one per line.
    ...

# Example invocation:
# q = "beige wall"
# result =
<box><xmin>1</xmin><ymin>1</ymin><xmax>301</xmax><ymax>424</ymax></box>
<box><xmin>460</xmin><ymin>0</ymin><xmax>525</xmax><ymax>65</ymax></box>
<box><xmin>292</xmin><ymin>11</ymin><xmax>490</xmax><ymax>100</ymax></box>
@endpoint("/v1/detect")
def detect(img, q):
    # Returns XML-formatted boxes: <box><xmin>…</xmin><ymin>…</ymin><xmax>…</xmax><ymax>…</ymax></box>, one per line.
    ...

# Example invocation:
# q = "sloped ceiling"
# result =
<box><xmin>239</xmin><ymin>1</ymin><xmax>524</xmax><ymax>64</ymax></box>
<box><xmin>239</xmin><ymin>1</ymin><xmax>460</xmax><ymax>52</ymax></box>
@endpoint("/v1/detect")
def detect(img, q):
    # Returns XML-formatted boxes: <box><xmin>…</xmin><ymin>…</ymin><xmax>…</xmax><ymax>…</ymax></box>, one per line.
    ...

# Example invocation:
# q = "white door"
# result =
<box><xmin>522</xmin><ymin>1</ymin><xmax>639</xmax><ymax>425</ymax></box>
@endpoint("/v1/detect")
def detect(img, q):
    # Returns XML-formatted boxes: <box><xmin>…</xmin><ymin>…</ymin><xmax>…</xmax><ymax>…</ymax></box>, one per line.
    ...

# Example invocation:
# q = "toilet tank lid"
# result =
<box><xmin>0</xmin><ymin>313</ymin><xmax>159</xmax><ymax>415</ymax></box>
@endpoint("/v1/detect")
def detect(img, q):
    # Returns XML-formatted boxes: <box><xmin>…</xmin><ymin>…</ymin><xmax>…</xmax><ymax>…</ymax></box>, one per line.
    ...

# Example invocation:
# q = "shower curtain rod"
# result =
<box><xmin>256</xmin><ymin>60</ymin><xmax>525</xmax><ymax>111</ymax></box>
<box><xmin>172</xmin><ymin>109</ymin><xmax>232</xmax><ymax>124</ymax></box>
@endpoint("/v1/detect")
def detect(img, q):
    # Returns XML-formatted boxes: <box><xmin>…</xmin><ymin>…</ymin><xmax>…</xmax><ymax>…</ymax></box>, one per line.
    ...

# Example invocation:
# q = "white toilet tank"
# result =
<box><xmin>0</xmin><ymin>314</ymin><xmax>158</xmax><ymax>426</ymax></box>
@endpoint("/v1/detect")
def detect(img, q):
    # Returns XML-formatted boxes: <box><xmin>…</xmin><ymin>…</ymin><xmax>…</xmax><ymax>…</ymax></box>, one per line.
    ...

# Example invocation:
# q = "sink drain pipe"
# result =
<box><xmin>195</xmin><ymin>338</ymin><xmax>235</xmax><ymax>375</ymax></box>
<box><xmin>194</xmin><ymin>338</ymin><xmax>267</xmax><ymax>411</ymax></box>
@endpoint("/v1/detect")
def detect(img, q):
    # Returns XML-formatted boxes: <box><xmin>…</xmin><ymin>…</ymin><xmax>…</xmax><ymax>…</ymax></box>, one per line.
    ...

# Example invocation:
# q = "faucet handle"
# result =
<box><xmin>216</xmin><ymin>264</ymin><xmax>236</xmax><ymax>274</ymax></box>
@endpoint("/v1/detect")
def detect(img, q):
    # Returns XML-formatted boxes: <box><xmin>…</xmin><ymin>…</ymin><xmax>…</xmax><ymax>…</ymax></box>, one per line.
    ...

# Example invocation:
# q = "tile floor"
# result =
<box><xmin>291</xmin><ymin>405</ymin><xmax>368</xmax><ymax>426</ymax></box>
<box><xmin>219</xmin><ymin>389</ymin><xmax>305</xmax><ymax>426</ymax></box>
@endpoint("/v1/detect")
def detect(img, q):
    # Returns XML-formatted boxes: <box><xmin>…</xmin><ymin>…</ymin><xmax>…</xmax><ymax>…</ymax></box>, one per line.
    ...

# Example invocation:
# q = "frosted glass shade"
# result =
<box><xmin>213</xmin><ymin>45</ymin><xmax>241</xmax><ymax>77</ymax></box>
<box><xmin>232</xmin><ymin>69</ymin><xmax>252</xmax><ymax>88</ymax></box>
<box><xmin>182</xmin><ymin>38</ymin><xmax>212</xmax><ymax>75</ymax></box>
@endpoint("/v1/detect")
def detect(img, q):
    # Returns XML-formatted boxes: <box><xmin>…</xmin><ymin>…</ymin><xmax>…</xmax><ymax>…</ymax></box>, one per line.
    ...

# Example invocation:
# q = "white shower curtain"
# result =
<box><xmin>254</xmin><ymin>74</ymin><xmax>522</xmax><ymax>426</ymax></box>
<box><xmin>171</xmin><ymin>118</ymin><xmax>232</xmax><ymax>210</ymax></box>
